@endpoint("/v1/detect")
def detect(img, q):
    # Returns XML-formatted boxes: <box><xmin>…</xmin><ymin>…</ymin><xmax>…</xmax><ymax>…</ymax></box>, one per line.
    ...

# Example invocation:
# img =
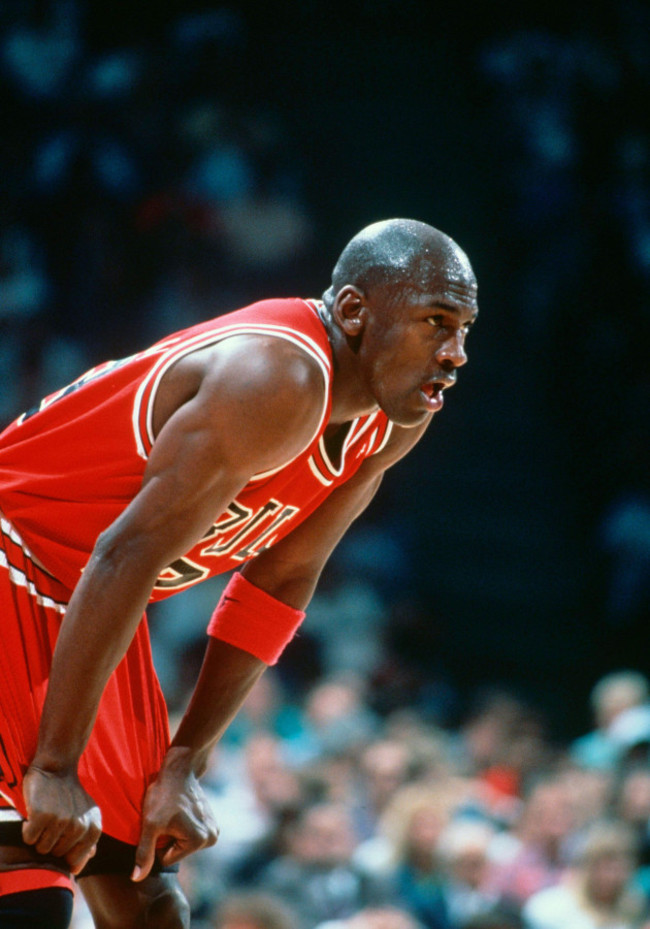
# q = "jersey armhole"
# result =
<box><xmin>132</xmin><ymin>323</ymin><xmax>332</xmax><ymax>468</ymax></box>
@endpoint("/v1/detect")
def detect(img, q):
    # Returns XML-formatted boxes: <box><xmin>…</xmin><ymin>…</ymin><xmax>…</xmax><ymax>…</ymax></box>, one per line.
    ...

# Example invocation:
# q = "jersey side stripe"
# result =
<box><xmin>0</xmin><ymin>550</ymin><xmax>67</xmax><ymax>615</ymax></box>
<box><xmin>0</xmin><ymin>515</ymin><xmax>64</xmax><ymax>590</ymax></box>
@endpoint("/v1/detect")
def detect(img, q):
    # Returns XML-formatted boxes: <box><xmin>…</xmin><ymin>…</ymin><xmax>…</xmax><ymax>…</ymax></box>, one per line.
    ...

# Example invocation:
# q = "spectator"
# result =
<box><xmin>487</xmin><ymin>776</ymin><xmax>575</xmax><ymax>906</ymax></box>
<box><xmin>612</xmin><ymin>767</ymin><xmax>650</xmax><ymax>869</ymax></box>
<box><xmin>434</xmin><ymin>819</ymin><xmax>503</xmax><ymax>927</ymax></box>
<box><xmin>213</xmin><ymin>891</ymin><xmax>298</xmax><ymax>929</ymax></box>
<box><xmin>295</xmin><ymin>675</ymin><xmax>381</xmax><ymax>763</ymax></box>
<box><xmin>608</xmin><ymin>705</ymin><xmax>650</xmax><ymax>770</ymax></box>
<box><xmin>571</xmin><ymin>671</ymin><xmax>650</xmax><ymax>771</ymax></box>
<box><xmin>555</xmin><ymin>762</ymin><xmax>613</xmax><ymax>859</ymax></box>
<box><xmin>353</xmin><ymin>740</ymin><xmax>416</xmax><ymax>841</ymax></box>
<box><xmin>316</xmin><ymin>905</ymin><xmax>424</xmax><ymax>929</ymax></box>
<box><xmin>523</xmin><ymin>820</ymin><xmax>647</xmax><ymax>929</ymax></box>
<box><xmin>258</xmin><ymin>802</ymin><xmax>390</xmax><ymax>929</ymax></box>
<box><xmin>374</xmin><ymin>783</ymin><xmax>461</xmax><ymax>927</ymax></box>
<box><xmin>208</xmin><ymin>734</ymin><xmax>304</xmax><ymax>873</ymax></box>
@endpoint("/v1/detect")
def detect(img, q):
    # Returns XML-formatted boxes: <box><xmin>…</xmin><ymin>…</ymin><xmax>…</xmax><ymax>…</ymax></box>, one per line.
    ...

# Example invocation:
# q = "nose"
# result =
<box><xmin>436</xmin><ymin>330</ymin><xmax>468</xmax><ymax>369</ymax></box>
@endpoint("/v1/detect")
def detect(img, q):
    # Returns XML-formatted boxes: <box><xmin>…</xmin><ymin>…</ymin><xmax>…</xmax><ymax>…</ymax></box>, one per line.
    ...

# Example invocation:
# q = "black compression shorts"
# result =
<box><xmin>0</xmin><ymin>822</ymin><xmax>179</xmax><ymax>878</ymax></box>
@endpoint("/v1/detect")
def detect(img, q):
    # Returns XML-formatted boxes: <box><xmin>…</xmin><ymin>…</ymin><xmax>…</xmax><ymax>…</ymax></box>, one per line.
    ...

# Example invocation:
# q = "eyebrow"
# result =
<box><xmin>432</xmin><ymin>300</ymin><xmax>479</xmax><ymax>322</ymax></box>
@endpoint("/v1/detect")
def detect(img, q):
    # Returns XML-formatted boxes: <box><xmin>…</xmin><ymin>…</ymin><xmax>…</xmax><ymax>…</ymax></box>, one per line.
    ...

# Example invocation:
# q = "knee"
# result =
<box><xmin>144</xmin><ymin>884</ymin><xmax>191</xmax><ymax>929</ymax></box>
<box><xmin>82</xmin><ymin>874</ymin><xmax>191</xmax><ymax>929</ymax></box>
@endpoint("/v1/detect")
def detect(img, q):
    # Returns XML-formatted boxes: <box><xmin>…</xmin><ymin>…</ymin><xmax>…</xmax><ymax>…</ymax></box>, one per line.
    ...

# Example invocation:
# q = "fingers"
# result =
<box><xmin>21</xmin><ymin>766</ymin><xmax>102</xmax><ymax>874</ymax></box>
<box><xmin>22</xmin><ymin>810</ymin><xmax>100</xmax><ymax>855</ymax></box>
<box><xmin>22</xmin><ymin>808</ymin><xmax>102</xmax><ymax>874</ymax></box>
<box><xmin>132</xmin><ymin>820</ymin><xmax>159</xmax><ymax>882</ymax></box>
<box><xmin>66</xmin><ymin>841</ymin><xmax>98</xmax><ymax>876</ymax></box>
<box><xmin>24</xmin><ymin>820</ymin><xmax>77</xmax><ymax>856</ymax></box>
<box><xmin>21</xmin><ymin>813</ymin><xmax>52</xmax><ymax>850</ymax></box>
<box><xmin>158</xmin><ymin>820</ymin><xmax>219</xmax><ymax>867</ymax></box>
<box><xmin>133</xmin><ymin>815</ymin><xmax>219</xmax><ymax>879</ymax></box>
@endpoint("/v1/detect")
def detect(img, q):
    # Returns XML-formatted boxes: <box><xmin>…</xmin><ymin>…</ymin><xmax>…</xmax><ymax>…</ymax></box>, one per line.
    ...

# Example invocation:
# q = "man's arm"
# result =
<box><xmin>172</xmin><ymin>419</ymin><xmax>428</xmax><ymax>758</ymax></box>
<box><xmin>131</xmin><ymin>421</ymin><xmax>428</xmax><ymax>877</ymax></box>
<box><xmin>22</xmin><ymin>335</ymin><xmax>325</xmax><ymax>874</ymax></box>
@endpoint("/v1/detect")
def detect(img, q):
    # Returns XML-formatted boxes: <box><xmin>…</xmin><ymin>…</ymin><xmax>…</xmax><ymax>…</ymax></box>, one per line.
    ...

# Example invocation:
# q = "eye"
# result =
<box><xmin>426</xmin><ymin>314</ymin><xmax>446</xmax><ymax>328</ymax></box>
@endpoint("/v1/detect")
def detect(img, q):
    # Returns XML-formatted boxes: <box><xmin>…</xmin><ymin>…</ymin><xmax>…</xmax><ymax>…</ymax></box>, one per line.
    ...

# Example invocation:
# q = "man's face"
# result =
<box><xmin>354</xmin><ymin>250</ymin><xmax>478</xmax><ymax>427</ymax></box>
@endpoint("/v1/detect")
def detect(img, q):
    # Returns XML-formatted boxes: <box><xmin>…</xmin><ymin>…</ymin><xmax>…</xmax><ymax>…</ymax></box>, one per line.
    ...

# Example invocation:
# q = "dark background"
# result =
<box><xmin>2</xmin><ymin>0</ymin><xmax>649</xmax><ymax>739</ymax></box>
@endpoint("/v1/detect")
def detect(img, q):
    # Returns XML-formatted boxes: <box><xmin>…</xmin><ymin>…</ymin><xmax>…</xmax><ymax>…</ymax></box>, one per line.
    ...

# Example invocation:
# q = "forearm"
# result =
<box><xmin>240</xmin><ymin>471</ymin><xmax>384</xmax><ymax>608</ymax></box>
<box><xmin>33</xmin><ymin>543</ymin><xmax>160</xmax><ymax>771</ymax></box>
<box><xmin>164</xmin><ymin>470</ymin><xmax>386</xmax><ymax>778</ymax></box>
<box><xmin>240</xmin><ymin>556</ymin><xmax>321</xmax><ymax>610</ymax></box>
<box><xmin>170</xmin><ymin>638</ymin><xmax>266</xmax><ymax>776</ymax></box>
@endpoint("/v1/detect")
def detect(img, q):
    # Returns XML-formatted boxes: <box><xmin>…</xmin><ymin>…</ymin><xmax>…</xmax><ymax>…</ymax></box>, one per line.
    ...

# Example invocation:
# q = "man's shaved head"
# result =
<box><xmin>324</xmin><ymin>218</ymin><xmax>474</xmax><ymax>303</ymax></box>
<box><xmin>319</xmin><ymin>218</ymin><xmax>478</xmax><ymax>427</ymax></box>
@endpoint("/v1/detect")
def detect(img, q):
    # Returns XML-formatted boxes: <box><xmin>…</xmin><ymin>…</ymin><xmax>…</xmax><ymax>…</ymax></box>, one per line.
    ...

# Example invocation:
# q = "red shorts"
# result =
<box><xmin>0</xmin><ymin>515</ymin><xmax>170</xmax><ymax>846</ymax></box>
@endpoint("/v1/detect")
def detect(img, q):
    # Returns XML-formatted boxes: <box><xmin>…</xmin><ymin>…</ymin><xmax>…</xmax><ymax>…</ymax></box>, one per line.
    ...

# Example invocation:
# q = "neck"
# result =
<box><xmin>318</xmin><ymin>303</ymin><xmax>378</xmax><ymax>426</ymax></box>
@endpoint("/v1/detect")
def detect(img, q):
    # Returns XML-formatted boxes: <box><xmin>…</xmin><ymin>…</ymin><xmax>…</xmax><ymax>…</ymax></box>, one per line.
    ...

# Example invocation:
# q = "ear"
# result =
<box><xmin>332</xmin><ymin>285</ymin><xmax>367</xmax><ymax>337</ymax></box>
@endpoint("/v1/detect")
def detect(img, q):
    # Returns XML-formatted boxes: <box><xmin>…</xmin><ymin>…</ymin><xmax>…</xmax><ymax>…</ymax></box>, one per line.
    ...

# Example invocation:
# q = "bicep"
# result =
<box><xmin>98</xmin><ymin>341</ymin><xmax>325</xmax><ymax>574</ymax></box>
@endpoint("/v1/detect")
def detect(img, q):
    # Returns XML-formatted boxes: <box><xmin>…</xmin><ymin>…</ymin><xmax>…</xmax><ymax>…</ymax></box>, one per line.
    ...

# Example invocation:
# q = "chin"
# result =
<box><xmin>384</xmin><ymin>407</ymin><xmax>435</xmax><ymax>428</ymax></box>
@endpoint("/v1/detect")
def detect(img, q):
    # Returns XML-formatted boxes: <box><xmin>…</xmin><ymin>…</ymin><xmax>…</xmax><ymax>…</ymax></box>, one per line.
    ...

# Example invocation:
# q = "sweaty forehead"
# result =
<box><xmin>408</xmin><ymin>245</ymin><xmax>477</xmax><ymax>301</ymax></box>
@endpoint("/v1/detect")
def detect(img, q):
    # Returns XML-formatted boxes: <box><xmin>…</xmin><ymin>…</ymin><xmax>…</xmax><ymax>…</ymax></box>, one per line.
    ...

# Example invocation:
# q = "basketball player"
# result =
<box><xmin>0</xmin><ymin>219</ymin><xmax>478</xmax><ymax>927</ymax></box>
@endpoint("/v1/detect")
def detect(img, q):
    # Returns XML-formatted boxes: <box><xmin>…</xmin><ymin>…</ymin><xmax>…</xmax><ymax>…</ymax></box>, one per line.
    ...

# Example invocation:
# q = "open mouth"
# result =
<box><xmin>421</xmin><ymin>380</ymin><xmax>447</xmax><ymax>399</ymax></box>
<box><xmin>419</xmin><ymin>380</ymin><xmax>446</xmax><ymax>410</ymax></box>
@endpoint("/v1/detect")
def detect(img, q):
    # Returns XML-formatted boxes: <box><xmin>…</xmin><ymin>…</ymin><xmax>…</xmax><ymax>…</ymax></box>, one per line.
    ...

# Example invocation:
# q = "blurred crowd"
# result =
<box><xmin>475</xmin><ymin>5</ymin><xmax>650</xmax><ymax>638</ymax></box>
<box><xmin>66</xmin><ymin>667</ymin><xmax>650</xmax><ymax>928</ymax></box>
<box><xmin>0</xmin><ymin>0</ymin><xmax>316</xmax><ymax>425</ymax></box>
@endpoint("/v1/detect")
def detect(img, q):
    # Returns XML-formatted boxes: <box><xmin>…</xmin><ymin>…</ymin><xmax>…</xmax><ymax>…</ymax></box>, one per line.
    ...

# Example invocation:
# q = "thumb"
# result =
<box><xmin>132</xmin><ymin>820</ymin><xmax>159</xmax><ymax>882</ymax></box>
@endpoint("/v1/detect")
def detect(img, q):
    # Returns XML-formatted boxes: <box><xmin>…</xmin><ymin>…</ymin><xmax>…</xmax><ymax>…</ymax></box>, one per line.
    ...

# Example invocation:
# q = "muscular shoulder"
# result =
<box><xmin>153</xmin><ymin>333</ymin><xmax>328</xmax><ymax>476</ymax></box>
<box><xmin>205</xmin><ymin>333</ymin><xmax>325</xmax><ymax>397</ymax></box>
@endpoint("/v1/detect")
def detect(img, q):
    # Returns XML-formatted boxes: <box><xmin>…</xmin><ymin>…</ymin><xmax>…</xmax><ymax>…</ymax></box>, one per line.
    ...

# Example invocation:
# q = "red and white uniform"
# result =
<box><xmin>0</xmin><ymin>298</ymin><xmax>391</xmax><ymax>845</ymax></box>
<box><xmin>0</xmin><ymin>298</ymin><xmax>391</xmax><ymax>596</ymax></box>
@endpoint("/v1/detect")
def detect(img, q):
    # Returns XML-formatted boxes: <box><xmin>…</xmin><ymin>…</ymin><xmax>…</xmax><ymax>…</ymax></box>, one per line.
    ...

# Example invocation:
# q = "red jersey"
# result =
<box><xmin>0</xmin><ymin>298</ymin><xmax>392</xmax><ymax>600</ymax></box>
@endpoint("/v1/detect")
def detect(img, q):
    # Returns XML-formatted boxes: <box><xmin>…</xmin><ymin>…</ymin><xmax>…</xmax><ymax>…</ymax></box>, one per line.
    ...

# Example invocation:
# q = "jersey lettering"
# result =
<box><xmin>202</xmin><ymin>500</ymin><xmax>282</xmax><ymax>557</ymax></box>
<box><xmin>233</xmin><ymin>505</ymin><xmax>299</xmax><ymax>559</ymax></box>
<box><xmin>153</xmin><ymin>499</ymin><xmax>301</xmax><ymax>590</ymax></box>
<box><xmin>154</xmin><ymin>557</ymin><xmax>209</xmax><ymax>590</ymax></box>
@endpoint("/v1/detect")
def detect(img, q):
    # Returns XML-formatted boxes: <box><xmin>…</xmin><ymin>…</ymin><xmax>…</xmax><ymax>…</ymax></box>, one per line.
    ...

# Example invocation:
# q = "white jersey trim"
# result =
<box><xmin>317</xmin><ymin>412</ymin><xmax>381</xmax><ymax>479</ymax></box>
<box><xmin>0</xmin><ymin>803</ymin><xmax>21</xmax><ymax>821</ymax></box>
<box><xmin>374</xmin><ymin>419</ymin><xmax>393</xmax><ymax>454</ymax></box>
<box><xmin>132</xmin><ymin>320</ymin><xmax>332</xmax><ymax>476</ymax></box>
<box><xmin>308</xmin><ymin>455</ymin><xmax>334</xmax><ymax>487</ymax></box>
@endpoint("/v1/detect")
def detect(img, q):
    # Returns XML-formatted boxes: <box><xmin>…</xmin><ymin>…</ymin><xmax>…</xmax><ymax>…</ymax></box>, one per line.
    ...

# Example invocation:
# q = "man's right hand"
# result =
<box><xmin>21</xmin><ymin>764</ymin><xmax>102</xmax><ymax>874</ymax></box>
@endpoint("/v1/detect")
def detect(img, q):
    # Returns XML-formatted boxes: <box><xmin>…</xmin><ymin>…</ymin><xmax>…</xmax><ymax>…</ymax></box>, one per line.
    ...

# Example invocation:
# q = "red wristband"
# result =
<box><xmin>207</xmin><ymin>572</ymin><xmax>305</xmax><ymax>665</ymax></box>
